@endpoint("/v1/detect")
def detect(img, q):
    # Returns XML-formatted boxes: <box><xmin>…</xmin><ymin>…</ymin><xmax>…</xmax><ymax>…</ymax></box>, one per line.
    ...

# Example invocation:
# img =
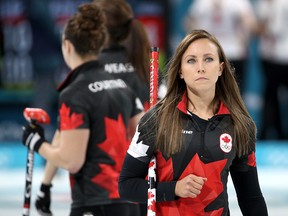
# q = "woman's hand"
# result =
<box><xmin>175</xmin><ymin>174</ymin><xmax>207</xmax><ymax>198</ymax></box>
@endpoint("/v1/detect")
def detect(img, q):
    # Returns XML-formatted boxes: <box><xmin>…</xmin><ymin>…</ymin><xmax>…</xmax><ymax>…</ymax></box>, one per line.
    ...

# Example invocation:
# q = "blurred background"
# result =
<box><xmin>0</xmin><ymin>0</ymin><xmax>287</xmax><ymax>215</ymax></box>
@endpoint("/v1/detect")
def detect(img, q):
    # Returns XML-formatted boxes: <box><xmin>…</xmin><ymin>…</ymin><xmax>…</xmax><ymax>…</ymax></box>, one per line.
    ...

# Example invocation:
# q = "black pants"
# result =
<box><xmin>70</xmin><ymin>203</ymin><xmax>140</xmax><ymax>216</ymax></box>
<box><xmin>139</xmin><ymin>203</ymin><xmax>147</xmax><ymax>216</ymax></box>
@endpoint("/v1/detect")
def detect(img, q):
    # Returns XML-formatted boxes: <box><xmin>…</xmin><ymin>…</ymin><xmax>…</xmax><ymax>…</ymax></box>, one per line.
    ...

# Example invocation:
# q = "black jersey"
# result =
<box><xmin>57</xmin><ymin>60</ymin><xmax>143</xmax><ymax>208</ymax></box>
<box><xmin>119</xmin><ymin>93</ymin><xmax>267</xmax><ymax>216</ymax></box>
<box><xmin>99</xmin><ymin>45</ymin><xmax>150</xmax><ymax>110</ymax></box>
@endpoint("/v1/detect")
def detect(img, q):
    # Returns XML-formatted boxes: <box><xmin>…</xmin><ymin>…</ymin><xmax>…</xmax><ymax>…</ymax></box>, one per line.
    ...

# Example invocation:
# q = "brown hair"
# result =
<box><xmin>93</xmin><ymin>0</ymin><xmax>150</xmax><ymax>83</ymax></box>
<box><xmin>153</xmin><ymin>29</ymin><xmax>256</xmax><ymax>157</ymax></box>
<box><xmin>63</xmin><ymin>3</ymin><xmax>107</xmax><ymax>57</ymax></box>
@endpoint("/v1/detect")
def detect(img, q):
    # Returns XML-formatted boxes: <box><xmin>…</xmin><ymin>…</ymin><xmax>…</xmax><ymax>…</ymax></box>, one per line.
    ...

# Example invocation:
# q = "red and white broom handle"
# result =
<box><xmin>22</xmin><ymin>108</ymin><xmax>50</xmax><ymax>216</ymax></box>
<box><xmin>147</xmin><ymin>47</ymin><xmax>159</xmax><ymax>216</ymax></box>
<box><xmin>149</xmin><ymin>47</ymin><xmax>159</xmax><ymax>106</ymax></box>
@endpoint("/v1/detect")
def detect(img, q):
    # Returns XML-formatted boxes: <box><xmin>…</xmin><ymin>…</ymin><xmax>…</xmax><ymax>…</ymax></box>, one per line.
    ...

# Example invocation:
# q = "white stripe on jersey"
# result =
<box><xmin>127</xmin><ymin>125</ymin><xmax>149</xmax><ymax>158</ymax></box>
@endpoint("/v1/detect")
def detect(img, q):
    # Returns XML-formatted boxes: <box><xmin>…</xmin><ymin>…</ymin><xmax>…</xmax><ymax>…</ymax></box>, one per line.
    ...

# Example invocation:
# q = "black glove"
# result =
<box><xmin>35</xmin><ymin>183</ymin><xmax>53</xmax><ymax>216</ymax></box>
<box><xmin>22</xmin><ymin>123</ymin><xmax>46</xmax><ymax>153</ymax></box>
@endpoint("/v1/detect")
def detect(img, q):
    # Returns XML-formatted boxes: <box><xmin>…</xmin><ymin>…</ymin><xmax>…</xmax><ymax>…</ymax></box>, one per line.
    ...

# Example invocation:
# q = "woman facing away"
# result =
<box><xmin>22</xmin><ymin>3</ymin><xmax>144</xmax><ymax>216</ymax></box>
<box><xmin>33</xmin><ymin>0</ymin><xmax>157</xmax><ymax>215</ymax></box>
<box><xmin>94</xmin><ymin>1</ymin><xmax>166</xmax><ymax>215</ymax></box>
<box><xmin>119</xmin><ymin>29</ymin><xmax>268</xmax><ymax>216</ymax></box>
<box><xmin>94</xmin><ymin>0</ymin><xmax>166</xmax><ymax>110</ymax></box>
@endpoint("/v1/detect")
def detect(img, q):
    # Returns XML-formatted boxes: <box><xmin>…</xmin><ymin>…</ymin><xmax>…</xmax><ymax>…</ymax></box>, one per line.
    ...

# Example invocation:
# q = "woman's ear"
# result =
<box><xmin>179</xmin><ymin>70</ymin><xmax>184</xmax><ymax>79</ymax></box>
<box><xmin>219</xmin><ymin>62</ymin><xmax>224</xmax><ymax>76</ymax></box>
<box><xmin>65</xmin><ymin>40</ymin><xmax>74</xmax><ymax>53</ymax></box>
<box><xmin>62</xmin><ymin>39</ymin><xmax>68</xmax><ymax>55</ymax></box>
<box><xmin>64</xmin><ymin>38</ymin><xmax>78</xmax><ymax>54</ymax></box>
<box><xmin>62</xmin><ymin>39</ymin><xmax>74</xmax><ymax>69</ymax></box>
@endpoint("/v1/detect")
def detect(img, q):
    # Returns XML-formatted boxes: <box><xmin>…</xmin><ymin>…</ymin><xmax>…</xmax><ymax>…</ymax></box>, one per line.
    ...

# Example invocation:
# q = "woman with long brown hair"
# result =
<box><xmin>94</xmin><ymin>1</ymin><xmax>165</xmax><ymax>215</ymax></box>
<box><xmin>119</xmin><ymin>29</ymin><xmax>268</xmax><ymax>216</ymax></box>
<box><xmin>94</xmin><ymin>0</ymin><xmax>152</xmax><ymax>110</ymax></box>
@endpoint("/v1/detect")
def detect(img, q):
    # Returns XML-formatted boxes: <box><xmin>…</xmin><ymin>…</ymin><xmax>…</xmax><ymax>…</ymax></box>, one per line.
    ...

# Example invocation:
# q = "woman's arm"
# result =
<box><xmin>230</xmin><ymin>166</ymin><xmax>268</xmax><ymax>216</ymax></box>
<box><xmin>39</xmin><ymin>129</ymin><xmax>89</xmax><ymax>174</ymax></box>
<box><xmin>127</xmin><ymin>111</ymin><xmax>144</xmax><ymax>140</ymax></box>
<box><xmin>41</xmin><ymin>130</ymin><xmax>61</xmax><ymax>184</ymax></box>
<box><xmin>119</xmin><ymin>153</ymin><xmax>177</xmax><ymax>203</ymax></box>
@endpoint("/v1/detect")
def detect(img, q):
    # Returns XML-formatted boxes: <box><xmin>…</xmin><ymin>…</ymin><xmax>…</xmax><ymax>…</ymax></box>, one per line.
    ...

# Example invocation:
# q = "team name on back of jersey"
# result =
<box><xmin>104</xmin><ymin>63</ymin><xmax>134</xmax><ymax>73</ymax></box>
<box><xmin>88</xmin><ymin>79</ymin><xmax>127</xmax><ymax>92</ymax></box>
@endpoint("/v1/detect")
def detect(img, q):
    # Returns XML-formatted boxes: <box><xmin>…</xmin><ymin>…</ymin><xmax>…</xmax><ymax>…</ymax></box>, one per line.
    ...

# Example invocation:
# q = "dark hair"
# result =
<box><xmin>153</xmin><ymin>29</ymin><xmax>256</xmax><ymax>157</ymax></box>
<box><xmin>93</xmin><ymin>0</ymin><xmax>150</xmax><ymax>83</ymax></box>
<box><xmin>63</xmin><ymin>3</ymin><xmax>107</xmax><ymax>57</ymax></box>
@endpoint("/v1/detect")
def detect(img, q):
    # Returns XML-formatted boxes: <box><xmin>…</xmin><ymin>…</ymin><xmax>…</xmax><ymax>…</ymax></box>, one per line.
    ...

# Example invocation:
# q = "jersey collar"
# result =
<box><xmin>176</xmin><ymin>91</ymin><xmax>230</xmax><ymax>115</ymax></box>
<box><xmin>57</xmin><ymin>60</ymin><xmax>100</xmax><ymax>92</ymax></box>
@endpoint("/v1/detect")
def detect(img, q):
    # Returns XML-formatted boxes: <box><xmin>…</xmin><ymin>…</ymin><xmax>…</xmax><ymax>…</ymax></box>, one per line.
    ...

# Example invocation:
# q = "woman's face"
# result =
<box><xmin>180</xmin><ymin>38</ymin><xmax>223</xmax><ymax>96</ymax></box>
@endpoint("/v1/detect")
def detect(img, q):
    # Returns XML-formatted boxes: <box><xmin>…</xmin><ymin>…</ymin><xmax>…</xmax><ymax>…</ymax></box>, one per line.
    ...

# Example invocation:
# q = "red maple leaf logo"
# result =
<box><xmin>157</xmin><ymin>154</ymin><xmax>227</xmax><ymax>216</ymax></box>
<box><xmin>91</xmin><ymin>114</ymin><xmax>129</xmax><ymax>199</ymax></box>
<box><xmin>222</xmin><ymin>136</ymin><xmax>230</xmax><ymax>143</ymax></box>
<box><xmin>178</xmin><ymin>155</ymin><xmax>226</xmax><ymax>215</ymax></box>
<box><xmin>59</xmin><ymin>103</ymin><xmax>84</xmax><ymax>130</ymax></box>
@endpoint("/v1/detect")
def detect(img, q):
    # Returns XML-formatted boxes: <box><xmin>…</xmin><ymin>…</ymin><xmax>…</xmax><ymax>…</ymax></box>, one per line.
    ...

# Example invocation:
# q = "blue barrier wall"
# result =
<box><xmin>1</xmin><ymin>141</ymin><xmax>287</xmax><ymax>169</ymax></box>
